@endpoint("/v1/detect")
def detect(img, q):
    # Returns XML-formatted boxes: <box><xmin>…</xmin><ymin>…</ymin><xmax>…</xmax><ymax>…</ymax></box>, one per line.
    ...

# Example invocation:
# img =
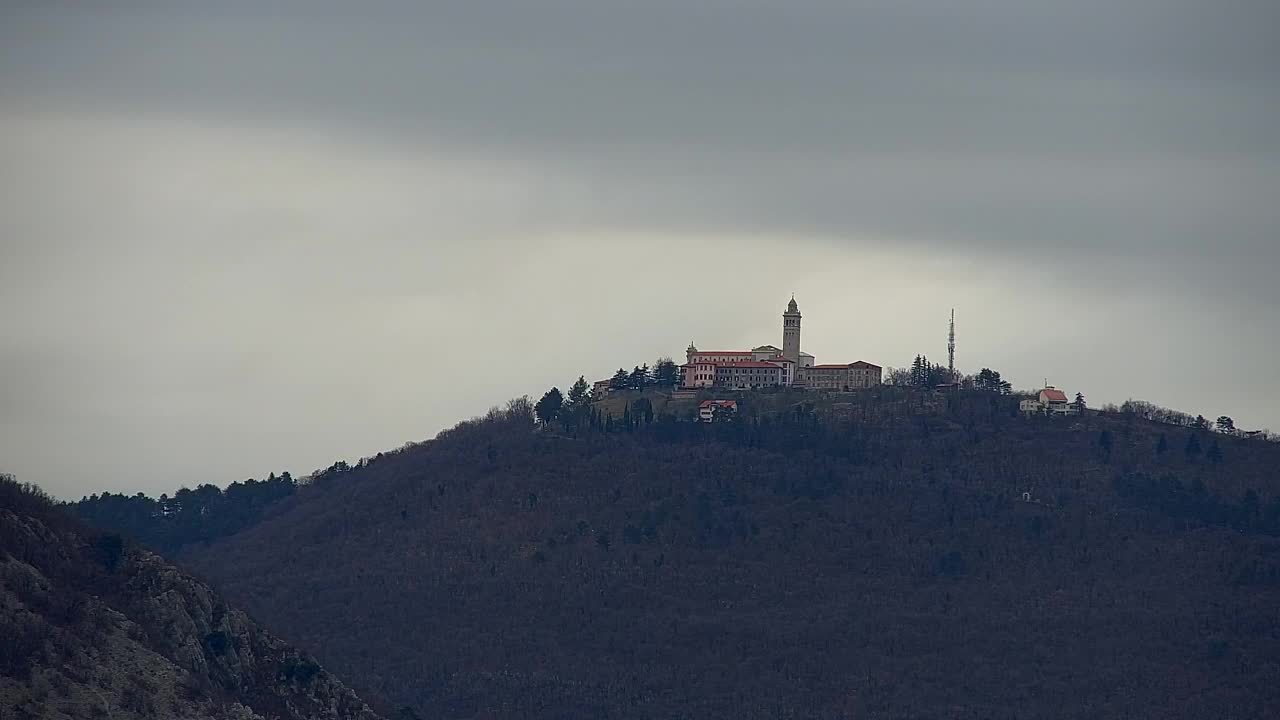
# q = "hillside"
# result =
<box><xmin>99</xmin><ymin>390</ymin><xmax>1280</xmax><ymax>717</ymax></box>
<box><xmin>0</xmin><ymin>478</ymin><xmax>384</xmax><ymax>720</ymax></box>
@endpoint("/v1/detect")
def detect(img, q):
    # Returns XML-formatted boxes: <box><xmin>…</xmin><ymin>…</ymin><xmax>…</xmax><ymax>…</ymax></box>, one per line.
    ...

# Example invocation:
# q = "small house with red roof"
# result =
<box><xmin>1021</xmin><ymin>386</ymin><xmax>1077</xmax><ymax>416</ymax></box>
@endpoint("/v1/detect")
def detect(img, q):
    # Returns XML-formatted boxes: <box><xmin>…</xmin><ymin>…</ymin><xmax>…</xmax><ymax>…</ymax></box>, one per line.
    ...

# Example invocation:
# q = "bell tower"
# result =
<box><xmin>782</xmin><ymin>296</ymin><xmax>801</xmax><ymax>363</ymax></box>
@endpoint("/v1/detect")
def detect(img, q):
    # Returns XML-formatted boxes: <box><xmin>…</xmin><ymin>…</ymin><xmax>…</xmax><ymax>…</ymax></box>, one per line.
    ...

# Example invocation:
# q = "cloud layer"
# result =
<box><xmin>2</xmin><ymin>2</ymin><xmax>1277</xmax><ymax>497</ymax></box>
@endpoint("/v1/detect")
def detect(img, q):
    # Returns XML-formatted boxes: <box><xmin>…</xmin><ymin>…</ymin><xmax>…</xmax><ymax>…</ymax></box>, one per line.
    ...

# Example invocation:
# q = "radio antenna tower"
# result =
<box><xmin>947</xmin><ymin>309</ymin><xmax>956</xmax><ymax>380</ymax></box>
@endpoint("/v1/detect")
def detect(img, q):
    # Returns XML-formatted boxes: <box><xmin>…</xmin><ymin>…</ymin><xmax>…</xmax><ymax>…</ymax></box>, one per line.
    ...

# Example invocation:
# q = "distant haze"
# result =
<box><xmin>2</xmin><ymin>1</ymin><xmax>1277</xmax><ymax>499</ymax></box>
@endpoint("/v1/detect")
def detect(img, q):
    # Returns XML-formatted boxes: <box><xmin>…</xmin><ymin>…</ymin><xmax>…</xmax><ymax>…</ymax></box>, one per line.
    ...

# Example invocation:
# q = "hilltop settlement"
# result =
<box><xmin>585</xmin><ymin>296</ymin><xmax>1074</xmax><ymax>421</ymax></box>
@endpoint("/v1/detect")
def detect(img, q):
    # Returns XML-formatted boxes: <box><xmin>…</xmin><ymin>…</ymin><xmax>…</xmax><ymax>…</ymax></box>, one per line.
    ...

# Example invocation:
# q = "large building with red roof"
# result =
<box><xmin>681</xmin><ymin>297</ymin><xmax>881</xmax><ymax>390</ymax></box>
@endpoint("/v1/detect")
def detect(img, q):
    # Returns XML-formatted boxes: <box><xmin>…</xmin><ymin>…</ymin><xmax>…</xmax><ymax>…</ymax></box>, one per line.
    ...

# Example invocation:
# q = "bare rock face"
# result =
<box><xmin>0</xmin><ymin>505</ymin><xmax>384</xmax><ymax>720</ymax></box>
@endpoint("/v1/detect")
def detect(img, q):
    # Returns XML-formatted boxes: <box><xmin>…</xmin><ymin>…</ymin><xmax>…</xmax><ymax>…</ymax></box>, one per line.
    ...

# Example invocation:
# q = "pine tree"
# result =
<box><xmin>628</xmin><ymin>365</ymin><xmax>651</xmax><ymax>391</ymax></box>
<box><xmin>534</xmin><ymin>387</ymin><xmax>563</xmax><ymax>427</ymax></box>
<box><xmin>652</xmin><ymin>357</ymin><xmax>680</xmax><ymax>387</ymax></box>
<box><xmin>1207</xmin><ymin>440</ymin><xmax>1223</xmax><ymax>463</ymax></box>
<box><xmin>910</xmin><ymin>355</ymin><xmax>925</xmax><ymax>387</ymax></box>
<box><xmin>566</xmin><ymin>376</ymin><xmax>591</xmax><ymax>407</ymax></box>
<box><xmin>561</xmin><ymin>376</ymin><xmax>592</xmax><ymax>433</ymax></box>
<box><xmin>1156</xmin><ymin>433</ymin><xmax>1168</xmax><ymax>455</ymax></box>
<box><xmin>1073</xmin><ymin>392</ymin><xmax>1086</xmax><ymax>413</ymax></box>
<box><xmin>610</xmin><ymin>368</ymin><xmax>629</xmax><ymax>390</ymax></box>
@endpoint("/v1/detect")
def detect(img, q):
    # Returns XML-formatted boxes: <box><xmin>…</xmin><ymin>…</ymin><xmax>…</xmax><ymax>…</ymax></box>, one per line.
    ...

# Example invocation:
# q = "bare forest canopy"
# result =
<box><xmin>54</xmin><ymin>386</ymin><xmax>1280</xmax><ymax>719</ymax></box>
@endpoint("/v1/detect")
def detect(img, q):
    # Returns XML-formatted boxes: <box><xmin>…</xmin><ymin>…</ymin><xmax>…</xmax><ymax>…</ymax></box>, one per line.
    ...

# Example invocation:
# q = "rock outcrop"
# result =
<box><xmin>0</xmin><ymin>493</ymin><xmax>385</xmax><ymax>720</ymax></box>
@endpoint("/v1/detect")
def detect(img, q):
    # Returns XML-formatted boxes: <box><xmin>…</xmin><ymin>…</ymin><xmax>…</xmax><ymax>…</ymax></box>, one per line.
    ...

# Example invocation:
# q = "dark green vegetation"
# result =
<box><xmin>0</xmin><ymin>476</ymin><xmax>382</xmax><ymax>720</ymax></box>
<box><xmin>75</xmin><ymin>473</ymin><xmax>297</xmax><ymax>556</ymax></box>
<box><xmin>75</xmin><ymin>389</ymin><xmax>1280</xmax><ymax>718</ymax></box>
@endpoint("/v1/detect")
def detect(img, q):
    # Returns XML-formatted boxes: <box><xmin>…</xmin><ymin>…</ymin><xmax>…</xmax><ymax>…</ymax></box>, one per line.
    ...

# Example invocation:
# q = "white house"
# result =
<box><xmin>1021</xmin><ymin>387</ymin><xmax>1077</xmax><ymax>416</ymax></box>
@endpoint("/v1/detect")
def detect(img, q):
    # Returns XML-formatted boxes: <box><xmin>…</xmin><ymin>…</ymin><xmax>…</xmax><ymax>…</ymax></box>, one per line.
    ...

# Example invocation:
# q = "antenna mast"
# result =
<box><xmin>947</xmin><ymin>309</ymin><xmax>956</xmax><ymax>380</ymax></box>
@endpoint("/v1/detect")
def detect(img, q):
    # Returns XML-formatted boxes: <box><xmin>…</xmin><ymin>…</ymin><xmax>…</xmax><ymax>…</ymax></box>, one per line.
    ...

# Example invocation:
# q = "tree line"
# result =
<box><xmin>73</xmin><ymin>472</ymin><xmax>297</xmax><ymax>555</ymax></box>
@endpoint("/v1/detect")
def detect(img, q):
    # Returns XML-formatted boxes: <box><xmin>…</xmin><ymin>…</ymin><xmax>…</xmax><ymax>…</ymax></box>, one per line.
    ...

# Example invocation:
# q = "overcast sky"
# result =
<box><xmin>2</xmin><ymin>1</ymin><xmax>1277</xmax><ymax>499</ymax></box>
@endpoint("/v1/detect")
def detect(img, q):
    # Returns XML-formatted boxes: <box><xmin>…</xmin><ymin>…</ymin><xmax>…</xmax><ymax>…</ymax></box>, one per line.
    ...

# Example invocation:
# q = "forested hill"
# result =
<box><xmin>146</xmin><ymin>389</ymin><xmax>1280</xmax><ymax>719</ymax></box>
<box><xmin>74</xmin><ymin>472</ymin><xmax>298</xmax><ymax>556</ymax></box>
<box><xmin>0</xmin><ymin>476</ymin><xmax>384</xmax><ymax>720</ymax></box>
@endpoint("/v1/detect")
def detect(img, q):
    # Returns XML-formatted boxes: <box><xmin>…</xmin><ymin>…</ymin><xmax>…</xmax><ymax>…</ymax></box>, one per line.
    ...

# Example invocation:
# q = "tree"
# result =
<box><xmin>1185</xmin><ymin>432</ymin><xmax>1202</xmax><ymax>460</ymax></box>
<box><xmin>561</xmin><ymin>376</ymin><xmax>592</xmax><ymax>432</ymax></box>
<box><xmin>1156</xmin><ymin>433</ymin><xmax>1168</xmax><ymax>455</ymax></box>
<box><xmin>1098</xmin><ymin>430</ymin><xmax>1113</xmax><ymax>458</ymax></box>
<box><xmin>628</xmin><ymin>365</ymin><xmax>651</xmax><ymax>392</ymax></box>
<box><xmin>1216</xmin><ymin>416</ymin><xmax>1235</xmax><ymax>434</ymax></box>
<box><xmin>1207</xmin><ymin>440</ymin><xmax>1223</xmax><ymax>463</ymax></box>
<box><xmin>883</xmin><ymin>367</ymin><xmax>912</xmax><ymax>386</ymax></box>
<box><xmin>566</xmin><ymin>376</ymin><xmax>591</xmax><ymax>408</ymax></box>
<box><xmin>974</xmin><ymin>368</ymin><xmax>1011</xmax><ymax>394</ymax></box>
<box><xmin>1073</xmin><ymin>393</ymin><xmax>1087</xmax><ymax>413</ymax></box>
<box><xmin>609</xmin><ymin>368</ymin><xmax>629</xmax><ymax>391</ymax></box>
<box><xmin>534</xmin><ymin>388</ymin><xmax>563</xmax><ymax>427</ymax></box>
<box><xmin>910</xmin><ymin>355</ymin><xmax>926</xmax><ymax>387</ymax></box>
<box><xmin>1193</xmin><ymin>415</ymin><xmax>1209</xmax><ymax>430</ymax></box>
<box><xmin>652</xmin><ymin>357</ymin><xmax>681</xmax><ymax>387</ymax></box>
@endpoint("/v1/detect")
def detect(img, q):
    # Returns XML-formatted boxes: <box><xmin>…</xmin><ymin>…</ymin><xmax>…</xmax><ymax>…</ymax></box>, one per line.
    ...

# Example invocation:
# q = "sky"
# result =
<box><xmin>2</xmin><ymin>1</ymin><xmax>1278</xmax><ymax>499</ymax></box>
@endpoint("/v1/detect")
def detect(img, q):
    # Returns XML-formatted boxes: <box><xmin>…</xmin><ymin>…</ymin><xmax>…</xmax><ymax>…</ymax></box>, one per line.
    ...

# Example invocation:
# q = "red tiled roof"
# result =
<box><xmin>809</xmin><ymin>362</ymin><xmax>882</xmax><ymax>370</ymax></box>
<box><xmin>693</xmin><ymin>351</ymin><xmax>752</xmax><ymax>356</ymax></box>
<box><xmin>1041</xmin><ymin>388</ymin><xmax>1069</xmax><ymax>403</ymax></box>
<box><xmin>809</xmin><ymin>364</ymin><xmax>851</xmax><ymax>369</ymax></box>
<box><xmin>715</xmin><ymin>361</ymin><xmax>786</xmax><ymax>369</ymax></box>
<box><xmin>849</xmin><ymin>361</ymin><xmax>881</xmax><ymax>369</ymax></box>
<box><xmin>699</xmin><ymin>399</ymin><xmax>738</xmax><ymax>409</ymax></box>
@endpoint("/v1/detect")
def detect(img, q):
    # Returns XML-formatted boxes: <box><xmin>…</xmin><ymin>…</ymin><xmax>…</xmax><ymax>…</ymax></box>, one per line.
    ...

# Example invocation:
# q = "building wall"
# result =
<box><xmin>715</xmin><ymin>365</ymin><xmax>784</xmax><ymax>388</ymax></box>
<box><xmin>683</xmin><ymin>361</ymin><xmax>718</xmax><ymax>388</ymax></box>
<box><xmin>799</xmin><ymin>363</ymin><xmax>883</xmax><ymax>390</ymax></box>
<box><xmin>751</xmin><ymin>346</ymin><xmax>782</xmax><ymax>362</ymax></box>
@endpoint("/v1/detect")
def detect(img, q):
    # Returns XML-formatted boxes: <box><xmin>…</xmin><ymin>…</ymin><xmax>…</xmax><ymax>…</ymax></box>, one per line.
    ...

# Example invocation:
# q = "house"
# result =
<box><xmin>699</xmin><ymin>399</ymin><xmax>738</xmax><ymax>422</ymax></box>
<box><xmin>1020</xmin><ymin>386</ymin><xmax>1076</xmax><ymax>415</ymax></box>
<box><xmin>592</xmin><ymin>379</ymin><xmax>613</xmax><ymax>400</ymax></box>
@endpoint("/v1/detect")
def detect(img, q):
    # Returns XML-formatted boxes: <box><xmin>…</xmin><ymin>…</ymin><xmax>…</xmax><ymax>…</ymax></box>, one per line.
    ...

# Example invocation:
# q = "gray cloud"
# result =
<box><xmin>2</xmin><ymin>1</ymin><xmax>1277</xmax><ymax>497</ymax></box>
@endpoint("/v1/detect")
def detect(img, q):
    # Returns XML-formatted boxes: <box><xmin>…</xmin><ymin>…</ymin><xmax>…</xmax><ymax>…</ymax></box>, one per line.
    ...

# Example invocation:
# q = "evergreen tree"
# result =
<box><xmin>1073</xmin><ymin>392</ymin><xmax>1087</xmax><ymax>413</ymax></box>
<box><xmin>974</xmin><ymin>368</ymin><xmax>1010</xmax><ymax>394</ymax></box>
<box><xmin>566</xmin><ymin>375</ymin><xmax>591</xmax><ymax>407</ymax></box>
<box><xmin>534</xmin><ymin>387</ymin><xmax>563</xmax><ymax>427</ymax></box>
<box><xmin>561</xmin><ymin>376</ymin><xmax>592</xmax><ymax>432</ymax></box>
<box><xmin>652</xmin><ymin>357</ymin><xmax>681</xmax><ymax>387</ymax></box>
<box><xmin>1185</xmin><ymin>432</ymin><xmax>1202</xmax><ymax>460</ymax></box>
<box><xmin>1216</xmin><ymin>416</ymin><xmax>1235</xmax><ymax>434</ymax></box>
<box><xmin>610</xmin><ymin>368</ymin><xmax>630</xmax><ymax>391</ymax></box>
<box><xmin>1156</xmin><ymin>433</ymin><xmax>1168</xmax><ymax>455</ymax></box>
<box><xmin>628</xmin><ymin>365</ymin><xmax>651</xmax><ymax>391</ymax></box>
<box><xmin>1098</xmin><ymin>430</ymin><xmax>1113</xmax><ymax>458</ymax></box>
<box><xmin>910</xmin><ymin>355</ymin><xmax>925</xmax><ymax>387</ymax></box>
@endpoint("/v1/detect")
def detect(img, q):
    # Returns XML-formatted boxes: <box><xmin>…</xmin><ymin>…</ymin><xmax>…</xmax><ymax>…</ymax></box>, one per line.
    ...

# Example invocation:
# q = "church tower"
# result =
<box><xmin>782</xmin><ymin>296</ymin><xmax>801</xmax><ymax>363</ymax></box>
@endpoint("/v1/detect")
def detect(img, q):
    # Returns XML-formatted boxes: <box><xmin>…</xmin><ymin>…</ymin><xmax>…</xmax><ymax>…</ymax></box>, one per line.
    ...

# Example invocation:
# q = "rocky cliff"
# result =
<box><xmin>0</xmin><ymin>483</ymin><xmax>385</xmax><ymax>720</ymax></box>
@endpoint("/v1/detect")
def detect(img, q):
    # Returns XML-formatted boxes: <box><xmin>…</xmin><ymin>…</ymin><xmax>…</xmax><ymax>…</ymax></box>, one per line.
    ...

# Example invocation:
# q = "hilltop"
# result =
<box><xmin>0</xmin><ymin>477</ymin><xmax>384</xmax><ymax>720</ymax></box>
<box><xmin>101</xmin><ymin>387</ymin><xmax>1280</xmax><ymax>719</ymax></box>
